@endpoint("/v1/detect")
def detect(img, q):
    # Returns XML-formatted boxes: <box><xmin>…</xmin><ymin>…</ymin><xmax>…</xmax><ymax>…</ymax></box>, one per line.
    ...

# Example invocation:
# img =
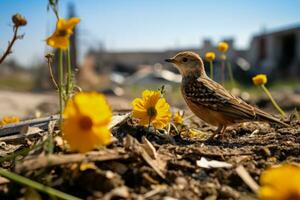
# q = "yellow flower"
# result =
<box><xmin>218</xmin><ymin>42</ymin><xmax>229</xmax><ymax>53</ymax></box>
<box><xmin>173</xmin><ymin>111</ymin><xmax>183</xmax><ymax>125</ymax></box>
<box><xmin>220</xmin><ymin>54</ymin><xmax>227</xmax><ymax>61</ymax></box>
<box><xmin>259</xmin><ymin>164</ymin><xmax>300</xmax><ymax>200</ymax></box>
<box><xmin>0</xmin><ymin>116</ymin><xmax>20</xmax><ymax>126</ymax></box>
<box><xmin>205</xmin><ymin>52</ymin><xmax>215</xmax><ymax>62</ymax></box>
<box><xmin>62</xmin><ymin>92</ymin><xmax>112</xmax><ymax>153</ymax></box>
<box><xmin>46</xmin><ymin>17</ymin><xmax>80</xmax><ymax>49</ymax></box>
<box><xmin>252</xmin><ymin>74</ymin><xmax>267</xmax><ymax>86</ymax></box>
<box><xmin>132</xmin><ymin>90</ymin><xmax>171</xmax><ymax>129</ymax></box>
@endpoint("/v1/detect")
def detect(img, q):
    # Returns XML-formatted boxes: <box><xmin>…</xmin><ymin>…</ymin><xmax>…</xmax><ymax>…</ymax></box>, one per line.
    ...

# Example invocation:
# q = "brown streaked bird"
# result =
<box><xmin>165</xmin><ymin>51</ymin><xmax>288</xmax><ymax>139</ymax></box>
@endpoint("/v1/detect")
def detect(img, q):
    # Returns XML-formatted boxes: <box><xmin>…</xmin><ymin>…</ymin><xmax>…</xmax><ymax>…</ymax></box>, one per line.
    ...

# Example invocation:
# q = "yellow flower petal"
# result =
<box><xmin>79</xmin><ymin>162</ymin><xmax>97</xmax><ymax>171</ymax></box>
<box><xmin>46</xmin><ymin>17</ymin><xmax>80</xmax><ymax>49</ymax></box>
<box><xmin>259</xmin><ymin>164</ymin><xmax>300</xmax><ymax>200</ymax></box>
<box><xmin>0</xmin><ymin>116</ymin><xmax>20</xmax><ymax>126</ymax></box>
<box><xmin>62</xmin><ymin>92</ymin><xmax>112</xmax><ymax>153</ymax></box>
<box><xmin>57</xmin><ymin>18</ymin><xmax>66</xmax><ymax>29</ymax></box>
<box><xmin>131</xmin><ymin>89</ymin><xmax>171</xmax><ymax>129</ymax></box>
<box><xmin>73</xmin><ymin>92</ymin><xmax>112</xmax><ymax>125</ymax></box>
<box><xmin>64</xmin><ymin>17</ymin><xmax>80</xmax><ymax>29</ymax></box>
<box><xmin>173</xmin><ymin>111</ymin><xmax>184</xmax><ymax>125</ymax></box>
<box><xmin>142</xmin><ymin>90</ymin><xmax>161</xmax><ymax>108</ymax></box>
<box><xmin>46</xmin><ymin>35</ymin><xmax>70</xmax><ymax>49</ymax></box>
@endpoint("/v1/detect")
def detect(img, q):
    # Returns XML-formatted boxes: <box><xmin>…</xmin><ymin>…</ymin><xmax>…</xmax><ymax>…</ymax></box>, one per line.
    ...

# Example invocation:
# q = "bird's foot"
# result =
<box><xmin>207</xmin><ymin>132</ymin><xmax>217</xmax><ymax>140</ymax></box>
<box><xmin>204</xmin><ymin>131</ymin><xmax>219</xmax><ymax>143</ymax></box>
<box><xmin>205</xmin><ymin>126</ymin><xmax>227</xmax><ymax>142</ymax></box>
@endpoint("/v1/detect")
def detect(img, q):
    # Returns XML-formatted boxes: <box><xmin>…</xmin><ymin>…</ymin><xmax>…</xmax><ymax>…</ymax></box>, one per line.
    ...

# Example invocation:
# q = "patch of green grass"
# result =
<box><xmin>223</xmin><ymin>79</ymin><xmax>300</xmax><ymax>96</ymax></box>
<box><xmin>269</xmin><ymin>79</ymin><xmax>300</xmax><ymax>90</ymax></box>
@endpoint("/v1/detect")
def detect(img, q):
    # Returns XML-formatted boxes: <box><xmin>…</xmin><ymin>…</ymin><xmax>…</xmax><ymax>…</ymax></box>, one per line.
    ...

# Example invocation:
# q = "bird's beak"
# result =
<box><xmin>165</xmin><ymin>58</ymin><xmax>175</xmax><ymax>63</ymax></box>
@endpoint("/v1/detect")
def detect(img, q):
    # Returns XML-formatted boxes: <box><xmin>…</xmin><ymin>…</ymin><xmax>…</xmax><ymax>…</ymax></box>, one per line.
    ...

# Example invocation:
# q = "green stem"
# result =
<box><xmin>148</xmin><ymin>115</ymin><xmax>152</xmax><ymax>129</ymax></box>
<box><xmin>66</xmin><ymin>47</ymin><xmax>72</xmax><ymax>102</ymax></box>
<box><xmin>0</xmin><ymin>141</ymin><xmax>44</xmax><ymax>163</ymax></box>
<box><xmin>227</xmin><ymin>61</ymin><xmax>235</xmax><ymax>88</ymax></box>
<box><xmin>0</xmin><ymin>147</ymin><xmax>31</xmax><ymax>163</ymax></box>
<box><xmin>209</xmin><ymin>60</ymin><xmax>214</xmax><ymax>80</ymax></box>
<box><xmin>0</xmin><ymin>168</ymin><xmax>81</xmax><ymax>200</ymax></box>
<box><xmin>261</xmin><ymin>85</ymin><xmax>286</xmax><ymax>118</ymax></box>
<box><xmin>58</xmin><ymin>49</ymin><xmax>64</xmax><ymax>122</ymax></box>
<box><xmin>294</xmin><ymin>108</ymin><xmax>300</xmax><ymax>120</ymax></box>
<box><xmin>221</xmin><ymin>58</ymin><xmax>225</xmax><ymax>84</ymax></box>
<box><xmin>46</xmin><ymin>133</ymin><xmax>54</xmax><ymax>155</ymax></box>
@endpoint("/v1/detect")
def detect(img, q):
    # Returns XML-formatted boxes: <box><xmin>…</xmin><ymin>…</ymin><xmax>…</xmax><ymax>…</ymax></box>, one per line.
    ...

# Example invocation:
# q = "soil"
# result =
<box><xmin>0</xmin><ymin>111</ymin><xmax>299</xmax><ymax>200</ymax></box>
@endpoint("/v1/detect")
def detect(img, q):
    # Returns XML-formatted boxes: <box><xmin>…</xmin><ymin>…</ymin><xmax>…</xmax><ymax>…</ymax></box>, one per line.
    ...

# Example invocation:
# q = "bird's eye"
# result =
<box><xmin>182</xmin><ymin>57</ymin><xmax>188</xmax><ymax>62</ymax></box>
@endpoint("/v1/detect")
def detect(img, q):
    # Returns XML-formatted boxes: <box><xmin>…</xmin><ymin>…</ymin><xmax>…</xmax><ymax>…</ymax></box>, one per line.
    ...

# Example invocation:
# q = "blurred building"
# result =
<box><xmin>87</xmin><ymin>49</ymin><xmax>173</xmax><ymax>75</ymax></box>
<box><xmin>248</xmin><ymin>24</ymin><xmax>300</xmax><ymax>77</ymax></box>
<box><xmin>85</xmin><ymin>38</ymin><xmax>239</xmax><ymax>76</ymax></box>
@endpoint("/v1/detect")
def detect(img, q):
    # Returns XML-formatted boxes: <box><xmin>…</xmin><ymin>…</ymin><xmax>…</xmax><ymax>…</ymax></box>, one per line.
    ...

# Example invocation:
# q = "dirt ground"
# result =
<box><xmin>0</xmin><ymin>114</ymin><xmax>299</xmax><ymax>199</ymax></box>
<box><xmin>0</xmin><ymin>90</ymin><xmax>299</xmax><ymax>199</ymax></box>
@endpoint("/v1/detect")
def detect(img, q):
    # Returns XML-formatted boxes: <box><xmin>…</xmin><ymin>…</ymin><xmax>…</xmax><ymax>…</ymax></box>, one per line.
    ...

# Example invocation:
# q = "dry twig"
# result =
<box><xmin>45</xmin><ymin>53</ymin><xmax>58</xmax><ymax>89</ymax></box>
<box><xmin>0</xmin><ymin>14</ymin><xmax>27</xmax><ymax>64</ymax></box>
<box><xmin>15</xmin><ymin>148</ymin><xmax>128</xmax><ymax>173</ymax></box>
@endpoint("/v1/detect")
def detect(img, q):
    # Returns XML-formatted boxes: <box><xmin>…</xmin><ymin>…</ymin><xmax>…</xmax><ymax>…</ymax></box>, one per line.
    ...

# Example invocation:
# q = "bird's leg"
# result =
<box><xmin>220</xmin><ymin>126</ymin><xmax>227</xmax><ymax>140</ymax></box>
<box><xmin>208</xmin><ymin>125</ymin><xmax>223</xmax><ymax>140</ymax></box>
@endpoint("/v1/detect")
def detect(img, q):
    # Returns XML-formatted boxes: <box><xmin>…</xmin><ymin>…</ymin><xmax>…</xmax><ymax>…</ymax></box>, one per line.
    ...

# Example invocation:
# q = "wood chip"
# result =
<box><xmin>109</xmin><ymin>113</ymin><xmax>130</xmax><ymax>129</ymax></box>
<box><xmin>0</xmin><ymin>176</ymin><xmax>9</xmax><ymax>185</ymax></box>
<box><xmin>235</xmin><ymin>165</ymin><xmax>259</xmax><ymax>194</ymax></box>
<box><xmin>103</xmin><ymin>186</ymin><xmax>129</xmax><ymax>200</ymax></box>
<box><xmin>142</xmin><ymin>136</ymin><xmax>157</xmax><ymax>159</ymax></box>
<box><xmin>124</xmin><ymin>135</ymin><xmax>166</xmax><ymax>179</ymax></box>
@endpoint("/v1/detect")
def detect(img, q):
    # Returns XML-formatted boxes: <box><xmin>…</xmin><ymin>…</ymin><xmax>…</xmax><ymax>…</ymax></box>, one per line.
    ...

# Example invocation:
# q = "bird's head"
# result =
<box><xmin>165</xmin><ymin>51</ymin><xmax>206</xmax><ymax>77</ymax></box>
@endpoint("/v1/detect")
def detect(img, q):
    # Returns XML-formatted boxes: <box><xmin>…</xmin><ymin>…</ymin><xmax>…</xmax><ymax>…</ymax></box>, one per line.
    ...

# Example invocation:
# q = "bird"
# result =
<box><xmin>165</xmin><ymin>51</ymin><xmax>288</xmax><ymax>139</ymax></box>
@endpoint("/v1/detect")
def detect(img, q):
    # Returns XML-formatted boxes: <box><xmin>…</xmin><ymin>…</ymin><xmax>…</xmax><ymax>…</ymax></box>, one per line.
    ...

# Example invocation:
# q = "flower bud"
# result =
<box><xmin>12</xmin><ymin>13</ymin><xmax>27</xmax><ymax>27</ymax></box>
<box><xmin>252</xmin><ymin>74</ymin><xmax>267</xmax><ymax>86</ymax></box>
<box><xmin>218</xmin><ymin>42</ymin><xmax>229</xmax><ymax>53</ymax></box>
<box><xmin>45</xmin><ymin>53</ymin><xmax>54</xmax><ymax>61</ymax></box>
<box><xmin>205</xmin><ymin>52</ymin><xmax>216</xmax><ymax>62</ymax></box>
<box><xmin>220</xmin><ymin>54</ymin><xmax>227</xmax><ymax>61</ymax></box>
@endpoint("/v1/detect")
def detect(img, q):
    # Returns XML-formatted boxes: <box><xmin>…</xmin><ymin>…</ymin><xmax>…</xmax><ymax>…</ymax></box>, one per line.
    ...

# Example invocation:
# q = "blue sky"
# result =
<box><xmin>1</xmin><ymin>0</ymin><xmax>300</xmax><ymax>66</ymax></box>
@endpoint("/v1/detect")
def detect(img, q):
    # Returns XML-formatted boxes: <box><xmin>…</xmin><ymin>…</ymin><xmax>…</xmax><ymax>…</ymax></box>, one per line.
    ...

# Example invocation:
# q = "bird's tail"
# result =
<box><xmin>255</xmin><ymin>108</ymin><xmax>289</xmax><ymax>127</ymax></box>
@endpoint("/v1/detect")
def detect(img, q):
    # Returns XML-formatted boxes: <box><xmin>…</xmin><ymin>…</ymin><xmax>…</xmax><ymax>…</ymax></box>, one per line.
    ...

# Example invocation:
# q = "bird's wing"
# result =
<box><xmin>184</xmin><ymin>77</ymin><xmax>259</xmax><ymax>121</ymax></box>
